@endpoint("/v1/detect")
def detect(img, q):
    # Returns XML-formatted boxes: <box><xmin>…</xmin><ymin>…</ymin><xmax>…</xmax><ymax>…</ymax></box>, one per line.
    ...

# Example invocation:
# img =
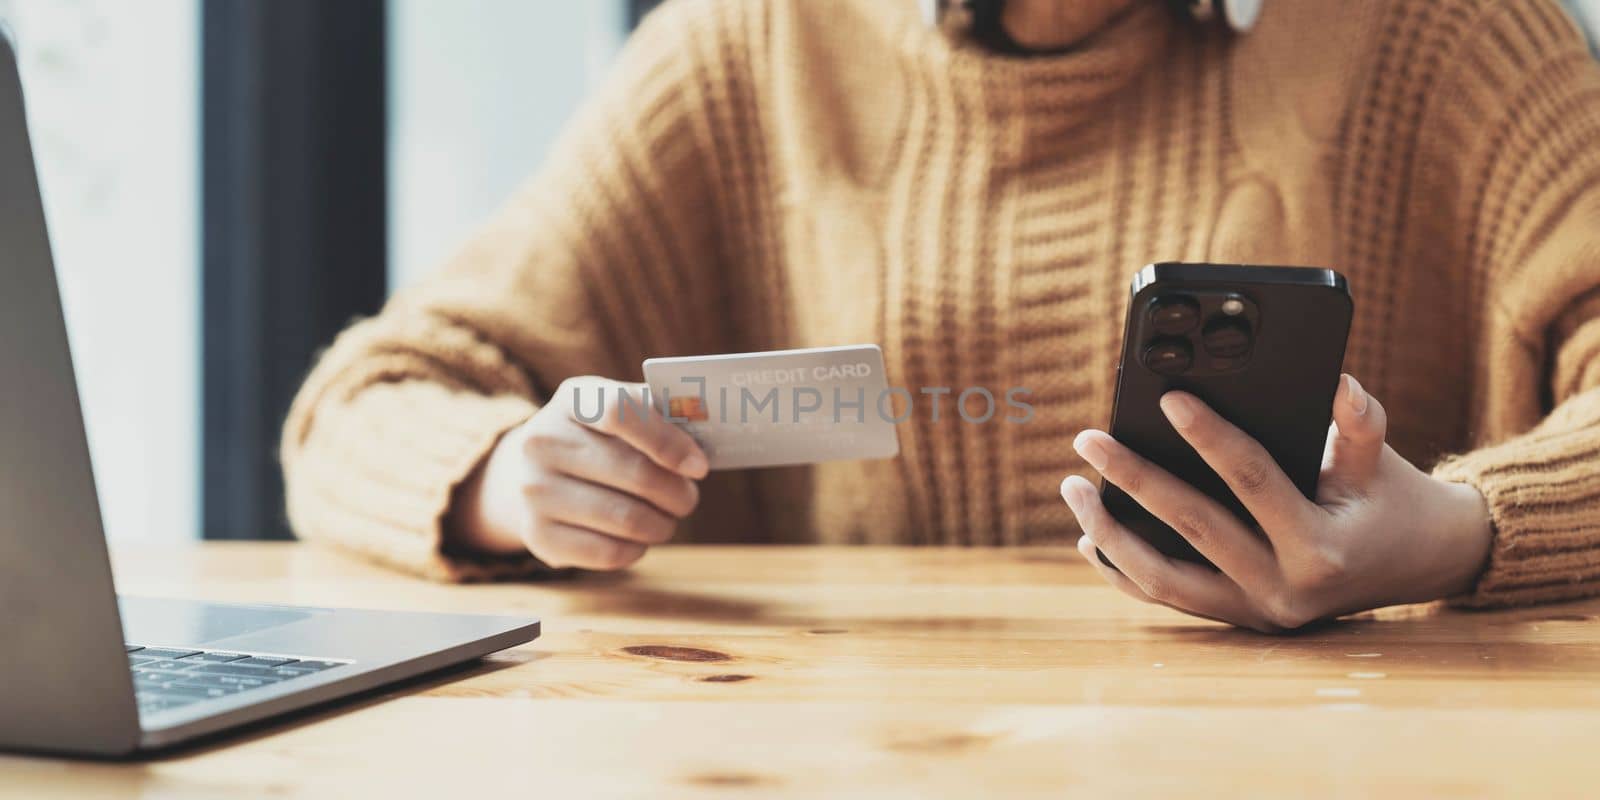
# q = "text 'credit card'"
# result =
<box><xmin>642</xmin><ymin>344</ymin><xmax>901</xmax><ymax>470</ymax></box>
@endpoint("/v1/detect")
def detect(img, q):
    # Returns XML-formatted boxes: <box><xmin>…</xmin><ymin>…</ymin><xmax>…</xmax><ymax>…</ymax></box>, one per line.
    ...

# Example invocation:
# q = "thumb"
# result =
<box><xmin>1320</xmin><ymin>374</ymin><xmax>1387</xmax><ymax>494</ymax></box>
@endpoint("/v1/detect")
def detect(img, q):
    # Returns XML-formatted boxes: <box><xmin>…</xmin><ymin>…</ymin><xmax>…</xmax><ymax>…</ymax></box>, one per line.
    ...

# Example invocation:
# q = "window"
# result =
<box><xmin>0</xmin><ymin>0</ymin><xmax>636</xmax><ymax>543</ymax></box>
<box><xmin>388</xmin><ymin>0</ymin><xmax>624</xmax><ymax>287</ymax></box>
<box><xmin>1570</xmin><ymin>0</ymin><xmax>1600</xmax><ymax>55</ymax></box>
<box><xmin>0</xmin><ymin>0</ymin><xmax>200</xmax><ymax>543</ymax></box>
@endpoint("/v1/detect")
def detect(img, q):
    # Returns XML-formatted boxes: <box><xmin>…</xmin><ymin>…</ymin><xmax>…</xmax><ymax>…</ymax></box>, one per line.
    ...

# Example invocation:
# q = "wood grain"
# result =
<box><xmin>6</xmin><ymin>543</ymin><xmax>1600</xmax><ymax>798</ymax></box>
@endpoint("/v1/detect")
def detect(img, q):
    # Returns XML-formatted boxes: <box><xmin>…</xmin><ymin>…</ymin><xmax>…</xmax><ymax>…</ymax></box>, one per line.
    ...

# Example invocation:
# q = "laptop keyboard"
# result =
<box><xmin>126</xmin><ymin>644</ymin><xmax>351</xmax><ymax>715</ymax></box>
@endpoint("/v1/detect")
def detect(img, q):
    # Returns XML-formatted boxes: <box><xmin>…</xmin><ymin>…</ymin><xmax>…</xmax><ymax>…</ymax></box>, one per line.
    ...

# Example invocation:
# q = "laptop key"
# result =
<box><xmin>288</xmin><ymin>660</ymin><xmax>348</xmax><ymax>671</ymax></box>
<box><xmin>125</xmin><ymin>645</ymin><xmax>144</xmax><ymax>653</ymax></box>
<box><xmin>231</xmin><ymin>656</ymin><xmax>298</xmax><ymax>668</ymax></box>
<box><xmin>188</xmin><ymin>662</ymin><xmax>278</xmax><ymax>678</ymax></box>
<box><xmin>169</xmin><ymin>683</ymin><xmax>239</xmax><ymax>698</ymax></box>
<box><xmin>148</xmin><ymin>695</ymin><xmax>202</xmax><ymax>709</ymax></box>
<box><xmin>134</xmin><ymin>667</ymin><xmax>193</xmax><ymax>677</ymax></box>
<box><xmin>134</xmin><ymin>673</ymin><xmax>188</xmax><ymax>689</ymax></box>
<box><xmin>142</xmin><ymin>659</ymin><xmax>203</xmax><ymax>672</ymax></box>
<box><xmin>172</xmin><ymin>673</ymin><xmax>245</xmax><ymax>690</ymax></box>
<box><xmin>159</xmin><ymin>683</ymin><xmax>235</xmax><ymax>700</ymax></box>
<box><xmin>133</xmin><ymin>647</ymin><xmax>202</xmax><ymax>660</ymax></box>
<box><xmin>136</xmin><ymin>690</ymin><xmax>198</xmax><ymax>706</ymax></box>
<box><xmin>134</xmin><ymin>668</ymin><xmax>192</xmax><ymax>680</ymax></box>
<box><xmin>129</xmin><ymin>655</ymin><xmax>160</xmax><ymax>667</ymax></box>
<box><xmin>179</xmin><ymin>651</ymin><xmax>249</xmax><ymax>664</ymax></box>
<box><xmin>215</xmin><ymin>674</ymin><xmax>280</xmax><ymax>689</ymax></box>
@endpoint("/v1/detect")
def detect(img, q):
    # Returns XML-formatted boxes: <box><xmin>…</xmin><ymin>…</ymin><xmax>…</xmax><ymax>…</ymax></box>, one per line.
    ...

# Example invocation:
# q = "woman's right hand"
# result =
<box><xmin>448</xmin><ymin>376</ymin><xmax>708</xmax><ymax>570</ymax></box>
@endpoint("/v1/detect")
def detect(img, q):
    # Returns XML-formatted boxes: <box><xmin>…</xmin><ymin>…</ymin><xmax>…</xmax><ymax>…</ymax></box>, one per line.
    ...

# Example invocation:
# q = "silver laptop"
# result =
<box><xmin>0</xmin><ymin>31</ymin><xmax>539</xmax><ymax>757</ymax></box>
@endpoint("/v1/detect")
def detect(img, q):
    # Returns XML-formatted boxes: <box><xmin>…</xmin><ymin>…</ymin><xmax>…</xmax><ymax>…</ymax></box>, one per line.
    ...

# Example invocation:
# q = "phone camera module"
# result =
<box><xmin>1202</xmin><ymin>316</ymin><xmax>1252</xmax><ymax>359</ymax></box>
<box><xmin>1149</xmin><ymin>296</ymin><xmax>1201</xmax><ymax>335</ymax></box>
<box><xmin>1142</xmin><ymin>337</ymin><xmax>1194</xmax><ymax>376</ymax></box>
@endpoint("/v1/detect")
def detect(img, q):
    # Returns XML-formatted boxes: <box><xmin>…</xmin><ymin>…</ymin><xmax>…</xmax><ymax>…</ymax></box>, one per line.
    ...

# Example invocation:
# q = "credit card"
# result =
<box><xmin>642</xmin><ymin>344</ymin><xmax>901</xmax><ymax>470</ymax></box>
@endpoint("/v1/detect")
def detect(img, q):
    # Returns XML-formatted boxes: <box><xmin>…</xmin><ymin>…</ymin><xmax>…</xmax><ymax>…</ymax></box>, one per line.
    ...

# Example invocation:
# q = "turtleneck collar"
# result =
<box><xmin>897</xmin><ymin>0</ymin><xmax>1176</xmax><ymax>162</ymax></box>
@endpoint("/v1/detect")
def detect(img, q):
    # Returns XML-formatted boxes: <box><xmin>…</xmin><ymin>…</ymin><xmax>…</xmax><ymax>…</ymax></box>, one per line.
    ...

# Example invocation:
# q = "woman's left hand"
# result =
<box><xmin>1060</xmin><ymin>374</ymin><xmax>1494</xmax><ymax>633</ymax></box>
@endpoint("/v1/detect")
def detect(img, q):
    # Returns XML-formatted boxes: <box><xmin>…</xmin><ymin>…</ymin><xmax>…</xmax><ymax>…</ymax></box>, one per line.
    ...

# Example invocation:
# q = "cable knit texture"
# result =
<box><xmin>281</xmin><ymin>0</ymin><xmax>1600</xmax><ymax>605</ymax></box>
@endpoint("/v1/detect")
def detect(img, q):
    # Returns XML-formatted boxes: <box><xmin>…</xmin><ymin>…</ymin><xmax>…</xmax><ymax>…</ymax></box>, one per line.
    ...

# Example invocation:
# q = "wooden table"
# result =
<box><xmin>6</xmin><ymin>544</ymin><xmax>1600</xmax><ymax>797</ymax></box>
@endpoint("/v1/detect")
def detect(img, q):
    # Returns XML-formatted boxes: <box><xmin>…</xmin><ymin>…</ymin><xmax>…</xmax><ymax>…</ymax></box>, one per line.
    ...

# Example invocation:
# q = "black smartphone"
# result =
<box><xmin>1100</xmin><ymin>263</ymin><xmax>1353</xmax><ymax>566</ymax></box>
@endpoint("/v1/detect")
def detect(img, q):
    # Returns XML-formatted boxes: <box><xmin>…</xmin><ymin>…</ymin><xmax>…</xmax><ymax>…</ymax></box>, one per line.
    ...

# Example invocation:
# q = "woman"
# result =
<box><xmin>282</xmin><ymin>0</ymin><xmax>1600</xmax><ymax>631</ymax></box>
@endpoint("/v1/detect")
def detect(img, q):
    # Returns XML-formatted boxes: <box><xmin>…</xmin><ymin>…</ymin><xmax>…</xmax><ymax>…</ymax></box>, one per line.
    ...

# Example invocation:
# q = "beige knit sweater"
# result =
<box><xmin>282</xmin><ymin>0</ymin><xmax>1600</xmax><ymax>607</ymax></box>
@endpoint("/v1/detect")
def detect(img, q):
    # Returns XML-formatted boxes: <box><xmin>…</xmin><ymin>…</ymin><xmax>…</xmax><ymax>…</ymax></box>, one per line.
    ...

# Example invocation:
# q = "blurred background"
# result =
<box><xmin>0</xmin><ymin>0</ymin><xmax>666</xmax><ymax>543</ymax></box>
<box><xmin>0</xmin><ymin>0</ymin><xmax>1592</xmax><ymax>544</ymax></box>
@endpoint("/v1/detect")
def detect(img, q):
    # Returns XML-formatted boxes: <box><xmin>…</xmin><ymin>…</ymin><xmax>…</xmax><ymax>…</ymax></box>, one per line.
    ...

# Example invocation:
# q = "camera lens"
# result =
<box><xmin>1142</xmin><ymin>337</ymin><xmax>1194</xmax><ymax>376</ymax></box>
<box><xmin>1202</xmin><ymin>317</ymin><xmax>1252</xmax><ymax>358</ymax></box>
<box><xmin>1149</xmin><ymin>296</ymin><xmax>1200</xmax><ymax>335</ymax></box>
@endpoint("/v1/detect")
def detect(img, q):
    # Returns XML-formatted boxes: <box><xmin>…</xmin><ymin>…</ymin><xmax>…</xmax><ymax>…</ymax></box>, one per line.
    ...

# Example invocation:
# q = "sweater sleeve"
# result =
<box><xmin>1423</xmin><ymin>0</ymin><xmax>1600</xmax><ymax>606</ymax></box>
<box><xmin>280</xmin><ymin>5</ymin><xmax>727</xmax><ymax>581</ymax></box>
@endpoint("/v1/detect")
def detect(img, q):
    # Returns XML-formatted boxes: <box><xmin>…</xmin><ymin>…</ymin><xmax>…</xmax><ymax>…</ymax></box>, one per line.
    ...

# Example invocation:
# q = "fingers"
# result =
<box><xmin>531</xmin><ymin>425</ymin><xmax>700</xmax><ymax>518</ymax></box>
<box><xmin>528</xmin><ymin>474</ymin><xmax>678</xmax><ymax>546</ymax></box>
<box><xmin>525</xmin><ymin>521</ymin><xmax>648</xmax><ymax>571</ymax></box>
<box><xmin>1071</xmin><ymin>431</ymin><xmax>1276</xmax><ymax>586</ymax></box>
<box><xmin>560</xmin><ymin>378</ymin><xmax>709</xmax><ymax>479</ymax></box>
<box><xmin>1320</xmin><ymin>374</ymin><xmax>1388</xmax><ymax>495</ymax></box>
<box><xmin>506</xmin><ymin>378</ymin><xmax>711</xmax><ymax>573</ymax></box>
<box><xmin>1078</xmin><ymin>534</ymin><xmax>1241</xmax><ymax>626</ymax></box>
<box><xmin>1077</xmin><ymin>535</ymin><xmax>1159</xmax><ymax>605</ymax></box>
<box><xmin>1155</xmin><ymin>391</ymin><xmax>1314</xmax><ymax>537</ymax></box>
<box><xmin>1060</xmin><ymin>475</ymin><xmax>1254</xmax><ymax>624</ymax></box>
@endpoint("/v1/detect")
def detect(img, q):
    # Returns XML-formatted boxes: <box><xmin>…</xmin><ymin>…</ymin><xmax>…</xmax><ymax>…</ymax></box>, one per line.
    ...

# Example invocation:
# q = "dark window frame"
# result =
<box><xmin>201</xmin><ymin>0</ymin><xmax>387</xmax><ymax>541</ymax></box>
<box><xmin>629</xmin><ymin>0</ymin><xmax>667</xmax><ymax>29</ymax></box>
